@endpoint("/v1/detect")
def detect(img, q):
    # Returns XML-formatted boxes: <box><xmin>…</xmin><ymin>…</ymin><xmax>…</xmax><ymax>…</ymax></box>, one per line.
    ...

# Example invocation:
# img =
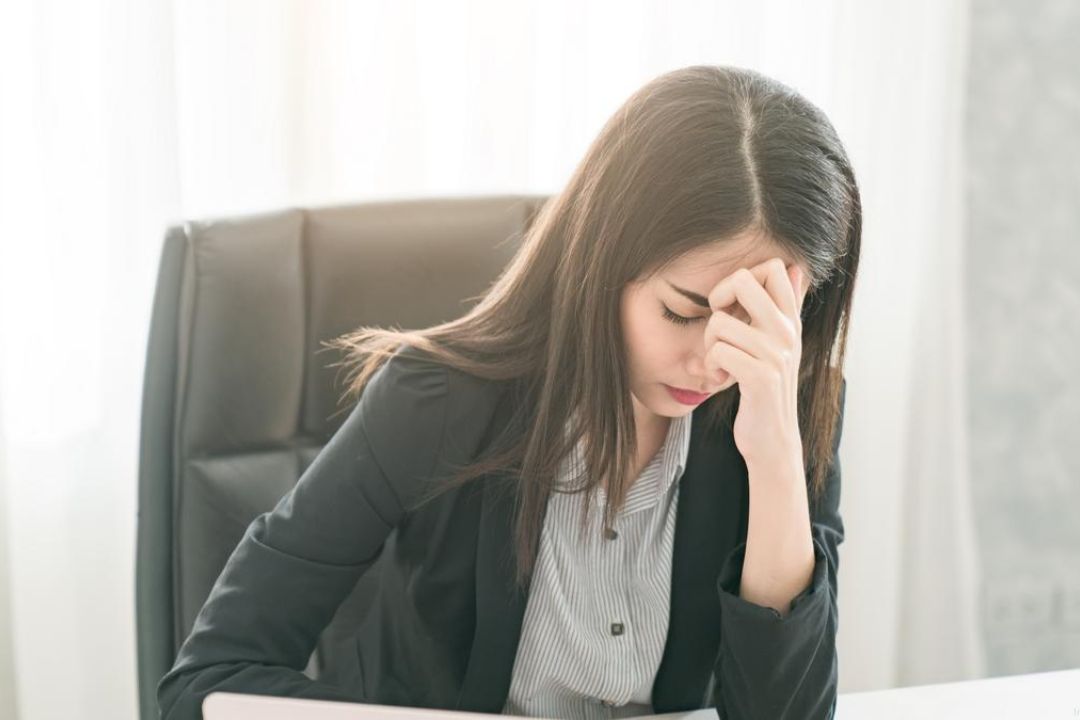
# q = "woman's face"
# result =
<box><xmin>620</xmin><ymin>232</ymin><xmax>808</xmax><ymax>422</ymax></box>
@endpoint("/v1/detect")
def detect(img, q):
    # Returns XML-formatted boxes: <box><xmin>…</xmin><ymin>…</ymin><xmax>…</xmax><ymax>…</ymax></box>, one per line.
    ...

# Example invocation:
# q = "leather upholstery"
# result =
<box><xmin>136</xmin><ymin>195</ymin><xmax>549</xmax><ymax>720</ymax></box>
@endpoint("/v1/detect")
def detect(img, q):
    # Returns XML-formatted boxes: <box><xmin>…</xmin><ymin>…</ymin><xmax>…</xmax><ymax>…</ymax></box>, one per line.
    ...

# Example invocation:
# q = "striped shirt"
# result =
<box><xmin>501</xmin><ymin>412</ymin><xmax>693</xmax><ymax>719</ymax></box>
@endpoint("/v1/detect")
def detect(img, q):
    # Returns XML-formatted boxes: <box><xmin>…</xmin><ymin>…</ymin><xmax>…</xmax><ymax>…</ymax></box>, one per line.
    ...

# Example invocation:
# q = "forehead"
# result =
<box><xmin>660</xmin><ymin>231</ymin><xmax>797</xmax><ymax>285</ymax></box>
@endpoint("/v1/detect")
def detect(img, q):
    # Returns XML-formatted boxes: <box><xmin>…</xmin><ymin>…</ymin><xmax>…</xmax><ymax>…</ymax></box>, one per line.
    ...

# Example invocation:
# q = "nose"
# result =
<box><xmin>685</xmin><ymin>348</ymin><xmax>725</xmax><ymax>393</ymax></box>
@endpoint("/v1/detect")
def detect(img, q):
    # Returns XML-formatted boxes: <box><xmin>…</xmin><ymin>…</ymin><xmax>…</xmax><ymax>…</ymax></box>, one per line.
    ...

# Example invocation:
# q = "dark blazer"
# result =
<box><xmin>157</xmin><ymin>345</ymin><xmax>846</xmax><ymax>720</ymax></box>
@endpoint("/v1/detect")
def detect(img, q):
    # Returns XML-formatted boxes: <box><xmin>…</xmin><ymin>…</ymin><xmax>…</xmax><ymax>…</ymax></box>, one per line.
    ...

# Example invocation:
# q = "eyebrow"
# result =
<box><xmin>664</xmin><ymin>279</ymin><xmax>711</xmax><ymax>309</ymax></box>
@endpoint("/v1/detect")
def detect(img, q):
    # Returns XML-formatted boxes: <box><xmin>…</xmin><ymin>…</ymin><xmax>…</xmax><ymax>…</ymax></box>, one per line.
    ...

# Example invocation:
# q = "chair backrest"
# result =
<box><xmin>135</xmin><ymin>194</ymin><xmax>549</xmax><ymax>720</ymax></box>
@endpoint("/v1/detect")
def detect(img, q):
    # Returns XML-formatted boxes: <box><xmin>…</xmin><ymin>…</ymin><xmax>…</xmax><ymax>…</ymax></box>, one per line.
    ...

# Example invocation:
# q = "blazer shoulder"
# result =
<box><xmin>386</xmin><ymin>343</ymin><xmax>509</xmax><ymax>421</ymax></box>
<box><xmin>358</xmin><ymin>344</ymin><xmax>511</xmax><ymax>502</ymax></box>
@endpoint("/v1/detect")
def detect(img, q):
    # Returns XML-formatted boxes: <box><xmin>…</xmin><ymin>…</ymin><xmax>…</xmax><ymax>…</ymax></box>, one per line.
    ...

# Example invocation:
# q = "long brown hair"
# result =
<box><xmin>324</xmin><ymin>65</ymin><xmax>861</xmax><ymax>588</ymax></box>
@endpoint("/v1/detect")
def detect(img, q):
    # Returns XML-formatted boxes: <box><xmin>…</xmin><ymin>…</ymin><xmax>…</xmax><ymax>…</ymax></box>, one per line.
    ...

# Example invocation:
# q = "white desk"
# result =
<box><xmin>204</xmin><ymin>669</ymin><xmax>1080</xmax><ymax>720</ymax></box>
<box><xmin>836</xmin><ymin>668</ymin><xmax>1080</xmax><ymax>719</ymax></box>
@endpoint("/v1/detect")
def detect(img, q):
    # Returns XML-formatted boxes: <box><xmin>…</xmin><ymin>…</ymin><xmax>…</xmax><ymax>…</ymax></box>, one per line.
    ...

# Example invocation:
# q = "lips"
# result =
<box><xmin>663</xmin><ymin>384</ymin><xmax>712</xmax><ymax>406</ymax></box>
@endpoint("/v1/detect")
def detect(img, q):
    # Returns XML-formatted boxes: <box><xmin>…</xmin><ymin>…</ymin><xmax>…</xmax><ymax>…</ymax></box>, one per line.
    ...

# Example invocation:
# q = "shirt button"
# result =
<box><xmin>610</xmin><ymin>622</ymin><xmax>625</xmax><ymax>636</ymax></box>
<box><xmin>603</xmin><ymin>527</ymin><xmax>618</xmax><ymax>540</ymax></box>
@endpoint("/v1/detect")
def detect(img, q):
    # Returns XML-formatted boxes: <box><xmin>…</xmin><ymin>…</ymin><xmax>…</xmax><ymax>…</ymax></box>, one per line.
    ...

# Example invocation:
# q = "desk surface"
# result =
<box><xmin>204</xmin><ymin>669</ymin><xmax>1080</xmax><ymax>720</ymax></box>
<box><xmin>836</xmin><ymin>668</ymin><xmax>1080</xmax><ymax>719</ymax></box>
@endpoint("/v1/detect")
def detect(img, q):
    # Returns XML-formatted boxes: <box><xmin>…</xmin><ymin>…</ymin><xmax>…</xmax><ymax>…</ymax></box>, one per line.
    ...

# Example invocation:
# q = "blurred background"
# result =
<box><xmin>1</xmin><ymin>0</ymin><xmax>1078</xmax><ymax>718</ymax></box>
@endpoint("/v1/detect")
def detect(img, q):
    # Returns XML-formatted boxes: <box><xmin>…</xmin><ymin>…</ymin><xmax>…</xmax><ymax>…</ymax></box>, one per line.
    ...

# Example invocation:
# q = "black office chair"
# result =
<box><xmin>135</xmin><ymin>195</ymin><xmax>548</xmax><ymax>720</ymax></box>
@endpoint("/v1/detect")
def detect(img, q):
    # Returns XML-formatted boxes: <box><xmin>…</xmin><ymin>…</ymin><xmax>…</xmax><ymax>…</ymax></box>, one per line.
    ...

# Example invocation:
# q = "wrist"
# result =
<box><xmin>745</xmin><ymin>442</ymin><xmax>805</xmax><ymax>484</ymax></box>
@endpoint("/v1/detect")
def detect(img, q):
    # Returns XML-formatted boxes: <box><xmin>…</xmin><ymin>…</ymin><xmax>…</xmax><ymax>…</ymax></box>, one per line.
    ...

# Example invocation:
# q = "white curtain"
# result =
<box><xmin>892</xmin><ymin>1</ymin><xmax>986</xmax><ymax>686</ymax></box>
<box><xmin>0</xmin><ymin>1</ymin><xmax>981</xmax><ymax>718</ymax></box>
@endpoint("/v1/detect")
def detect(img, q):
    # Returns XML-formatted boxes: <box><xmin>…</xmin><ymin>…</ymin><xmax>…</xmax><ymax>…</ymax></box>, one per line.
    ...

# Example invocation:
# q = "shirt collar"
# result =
<box><xmin>557</xmin><ymin>411</ymin><xmax>693</xmax><ymax>512</ymax></box>
<box><xmin>647</xmin><ymin>410</ymin><xmax>693</xmax><ymax>501</ymax></box>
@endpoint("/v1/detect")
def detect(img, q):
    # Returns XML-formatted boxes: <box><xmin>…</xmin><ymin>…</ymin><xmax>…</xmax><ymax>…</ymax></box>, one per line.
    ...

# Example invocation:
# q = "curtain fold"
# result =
<box><xmin>895</xmin><ymin>0</ymin><xmax>985</xmax><ymax>686</ymax></box>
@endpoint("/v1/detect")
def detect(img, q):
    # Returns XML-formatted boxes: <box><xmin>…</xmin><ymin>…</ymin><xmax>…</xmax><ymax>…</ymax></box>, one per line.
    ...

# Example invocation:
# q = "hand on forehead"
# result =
<box><xmin>707</xmin><ymin>255</ymin><xmax>807</xmax><ymax>321</ymax></box>
<box><xmin>668</xmin><ymin>241</ymin><xmax>806</xmax><ymax>316</ymax></box>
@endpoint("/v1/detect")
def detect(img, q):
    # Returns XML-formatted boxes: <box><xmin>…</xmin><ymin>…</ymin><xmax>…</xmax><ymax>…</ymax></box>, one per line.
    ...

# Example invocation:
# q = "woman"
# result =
<box><xmin>158</xmin><ymin>64</ymin><xmax>860</xmax><ymax>720</ymax></box>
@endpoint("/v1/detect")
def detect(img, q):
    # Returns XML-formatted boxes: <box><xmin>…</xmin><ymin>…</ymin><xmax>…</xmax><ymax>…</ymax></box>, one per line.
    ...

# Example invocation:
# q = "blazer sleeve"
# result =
<box><xmin>711</xmin><ymin>376</ymin><xmax>847</xmax><ymax>720</ymax></box>
<box><xmin>156</xmin><ymin>348</ymin><xmax>454</xmax><ymax>720</ymax></box>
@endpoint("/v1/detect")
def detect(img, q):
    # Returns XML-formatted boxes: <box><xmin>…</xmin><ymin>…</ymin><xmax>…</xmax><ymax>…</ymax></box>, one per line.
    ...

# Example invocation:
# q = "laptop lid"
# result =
<box><xmin>202</xmin><ymin>692</ymin><xmax>717</xmax><ymax>720</ymax></box>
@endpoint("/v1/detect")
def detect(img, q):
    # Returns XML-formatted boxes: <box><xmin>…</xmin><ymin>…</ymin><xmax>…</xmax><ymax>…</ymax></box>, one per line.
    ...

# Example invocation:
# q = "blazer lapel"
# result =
<box><xmin>454</xmin><ymin>386</ymin><xmax>536</xmax><ymax>713</ymax></box>
<box><xmin>651</xmin><ymin>403</ymin><xmax>749</xmax><ymax>712</ymax></box>
<box><xmin>453</xmin><ymin>466</ymin><xmax>531</xmax><ymax>713</ymax></box>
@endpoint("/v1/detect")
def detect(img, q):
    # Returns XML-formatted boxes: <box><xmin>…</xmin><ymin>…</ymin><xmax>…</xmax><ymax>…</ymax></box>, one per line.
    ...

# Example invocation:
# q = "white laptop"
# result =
<box><xmin>202</xmin><ymin>693</ymin><xmax>717</xmax><ymax>720</ymax></box>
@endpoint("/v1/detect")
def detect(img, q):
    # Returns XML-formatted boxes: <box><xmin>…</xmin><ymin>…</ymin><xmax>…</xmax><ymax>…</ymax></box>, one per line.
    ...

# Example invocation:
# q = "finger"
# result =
<box><xmin>788</xmin><ymin>264</ymin><xmax>808</xmax><ymax>317</ymax></box>
<box><xmin>762</xmin><ymin>258</ymin><xmax>798</xmax><ymax>322</ymax></box>
<box><xmin>704</xmin><ymin>307</ymin><xmax>771</xmax><ymax>360</ymax></box>
<box><xmin>705</xmin><ymin>339</ymin><xmax>755</xmax><ymax>386</ymax></box>
<box><xmin>708</xmin><ymin>261</ymin><xmax>770</xmax><ymax>319</ymax></box>
<box><xmin>708</xmin><ymin>266</ymin><xmax>789</xmax><ymax>336</ymax></box>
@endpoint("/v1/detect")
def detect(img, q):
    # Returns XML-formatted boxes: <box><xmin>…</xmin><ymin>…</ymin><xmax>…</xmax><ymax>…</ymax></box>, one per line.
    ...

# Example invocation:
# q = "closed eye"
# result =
<box><xmin>662</xmin><ymin>304</ymin><xmax>703</xmax><ymax>326</ymax></box>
